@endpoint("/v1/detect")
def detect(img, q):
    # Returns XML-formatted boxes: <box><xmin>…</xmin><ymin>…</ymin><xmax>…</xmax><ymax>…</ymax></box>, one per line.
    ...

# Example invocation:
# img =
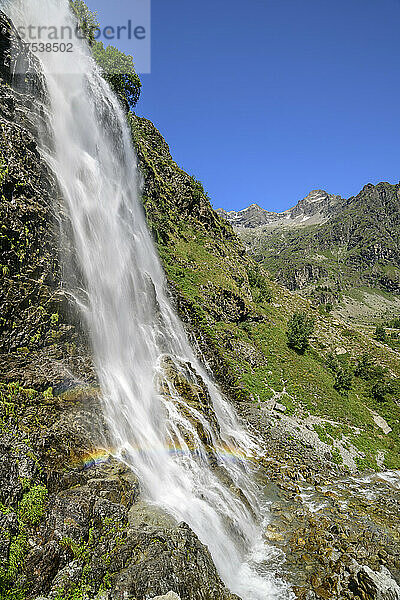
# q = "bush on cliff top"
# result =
<box><xmin>70</xmin><ymin>0</ymin><xmax>141</xmax><ymax>109</ymax></box>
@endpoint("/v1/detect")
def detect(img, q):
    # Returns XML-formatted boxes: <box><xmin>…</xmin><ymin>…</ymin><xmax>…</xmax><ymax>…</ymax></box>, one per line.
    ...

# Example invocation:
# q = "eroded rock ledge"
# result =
<box><xmin>0</xmin><ymin>383</ymin><xmax>237</xmax><ymax>600</ymax></box>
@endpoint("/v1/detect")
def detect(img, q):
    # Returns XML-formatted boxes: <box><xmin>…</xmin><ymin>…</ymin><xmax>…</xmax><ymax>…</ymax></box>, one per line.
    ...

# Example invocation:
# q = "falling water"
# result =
<box><xmin>6</xmin><ymin>1</ymin><xmax>293</xmax><ymax>598</ymax></box>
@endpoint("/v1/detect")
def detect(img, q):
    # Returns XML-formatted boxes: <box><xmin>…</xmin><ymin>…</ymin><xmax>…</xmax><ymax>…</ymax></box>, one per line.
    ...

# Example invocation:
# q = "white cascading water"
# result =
<box><xmin>6</xmin><ymin>1</ymin><xmax>294</xmax><ymax>598</ymax></box>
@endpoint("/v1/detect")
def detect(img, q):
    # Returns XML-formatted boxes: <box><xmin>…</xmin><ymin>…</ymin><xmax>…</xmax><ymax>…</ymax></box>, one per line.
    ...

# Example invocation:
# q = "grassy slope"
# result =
<box><xmin>131</xmin><ymin>114</ymin><xmax>400</xmax><ymax>471</ymax></box>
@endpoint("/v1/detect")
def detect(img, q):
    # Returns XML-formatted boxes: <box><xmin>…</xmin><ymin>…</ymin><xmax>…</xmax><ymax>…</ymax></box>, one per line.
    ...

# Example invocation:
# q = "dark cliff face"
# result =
<box><xmin>0</xmin><ymin>12</ymin><xmax>94</xmax><ymax>391</ymax></box>
<box><xmin>0</xmin><ymin>11</ymin><xmax>43</xmax><ymax>95</ymax></box>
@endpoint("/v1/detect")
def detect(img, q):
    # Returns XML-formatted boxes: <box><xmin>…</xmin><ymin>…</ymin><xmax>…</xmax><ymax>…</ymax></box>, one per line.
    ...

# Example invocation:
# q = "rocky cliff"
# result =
<box><xmin>0</xmin><ymin>13</ymin><xmax>239</xmax><ymax>600</ymax></box>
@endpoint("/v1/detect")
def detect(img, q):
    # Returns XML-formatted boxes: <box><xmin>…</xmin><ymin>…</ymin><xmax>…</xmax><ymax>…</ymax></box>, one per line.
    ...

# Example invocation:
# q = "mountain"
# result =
<box><xmin>217</xmin><ymin>189</ymin><xmax>345</xmax><ymax>228</ymax></box>
<box><xmin>218</xmin><ymin>183</ymin><xmax>400</xmax><ymax>324</ymax></box>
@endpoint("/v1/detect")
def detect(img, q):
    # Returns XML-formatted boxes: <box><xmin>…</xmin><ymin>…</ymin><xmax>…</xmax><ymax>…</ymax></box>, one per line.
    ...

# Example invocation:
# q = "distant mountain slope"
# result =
<box><xmin>217</xmin><ymin>189</ymin><xmax>345</xmax><ymax>228</ymax></box>
<box><xmin>218</xmin><ymin>182</ymin><xmax>400</xmax><ymax>323</ymax></box>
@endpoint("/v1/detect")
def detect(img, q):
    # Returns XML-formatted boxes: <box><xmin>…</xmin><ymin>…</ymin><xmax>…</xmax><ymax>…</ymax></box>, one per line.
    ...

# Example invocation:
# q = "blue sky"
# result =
<box><xmin>86</xmin><ymin>0</ymin><xmax>400</xmax><ymax>212</ymax></box>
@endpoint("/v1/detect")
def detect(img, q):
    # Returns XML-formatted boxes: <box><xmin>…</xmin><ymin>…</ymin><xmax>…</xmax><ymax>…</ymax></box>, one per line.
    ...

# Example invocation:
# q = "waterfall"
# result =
<box><xmin>6</xmin><ymin>1</ymin><xmax>293</xmax><ymax>598</ymax></box>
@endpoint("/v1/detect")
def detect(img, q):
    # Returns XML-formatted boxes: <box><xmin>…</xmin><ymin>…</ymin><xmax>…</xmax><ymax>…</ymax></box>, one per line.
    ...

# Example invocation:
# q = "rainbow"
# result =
<box><xmin>75</xmin><ymin>442</ymin><xmax>255</xmax><ymax>471</ymax></box>
<box><xmin>78</xmin><ymin>449</ymin><xmax>113</xmax><ymax>470</ymax></box>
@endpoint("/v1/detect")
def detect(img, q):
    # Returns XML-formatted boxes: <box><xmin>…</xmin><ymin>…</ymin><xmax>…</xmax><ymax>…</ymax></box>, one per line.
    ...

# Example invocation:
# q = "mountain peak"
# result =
<box><xmin>302</xmin><ymin>190</ymin><xmax>330</xmax><ymax>203</ymax></box>
<box><xmin>217</xmin><ymin>189</ymin><xmax>343</xmax><ymax>229</ymax></box>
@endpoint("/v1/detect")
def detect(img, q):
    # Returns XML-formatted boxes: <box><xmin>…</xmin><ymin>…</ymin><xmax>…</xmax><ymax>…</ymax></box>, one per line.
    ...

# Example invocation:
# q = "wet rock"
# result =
<box><xmin>351</xmin><ymin>566</ymin><xmax>400</xmax><ymax>600</ymax></box>
<box><xmin>44</xmin><ymin>486</ymin><xmax>96</xmax><ymax>542</ymax></box>
<box><xmin>0</xmin><ymin>377</ymin><xmax>236</xmax><ymax>600</ymax></box>
<box><xmin>110</xmin><ymin>521</ymin><xmax>235</xmax><ymax>600</ymax></box>
<box><xmin>129</xmin><ymin>501</ymin><xmax>178</xmax><ymax>529</ymax></box>
<box><xmin>86</xmin><ymin>469</ymin><xmax>140</xmax><ymax>508</ymax></box>
<box><xmin>47</xmin><ymin>559</ymin><xmax>84</xmax><ymax>598</ymax></box>
<box><xmin>150</xmin><ymin>593</ymin><xmax>181</xmax><ymax>600</ymax></box>
<box><xmin>25</xmin><ymin>540</ymin><xmax>65</xmax><ymax>598</ymax></box>
<box><xmin>158</xmin><ymin>354</ymin><xmax>221</xmax><ymax>444</ymax></box>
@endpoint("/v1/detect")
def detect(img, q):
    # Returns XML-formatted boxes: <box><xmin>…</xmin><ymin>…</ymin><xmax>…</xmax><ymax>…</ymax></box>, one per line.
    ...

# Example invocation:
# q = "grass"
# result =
<box><xmin>169</xmin><ymin>253</ymin><xmax>400</xmax><ymax>468</ymax></box>
<box><xmin>183</xmin><ymin>271</ymin><xmax>400</xmax><ymax>468</ymax></box>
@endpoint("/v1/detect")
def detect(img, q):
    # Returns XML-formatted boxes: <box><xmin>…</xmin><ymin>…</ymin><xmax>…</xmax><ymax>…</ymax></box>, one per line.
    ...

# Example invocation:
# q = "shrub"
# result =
<box><xmin>247</xmin><ymin>265</ymin><xmax>273</xmax><ymax>304</ymax></box>
<box><xmin>355</xmin><ymin>354</ymin><xmax>386</xmax><ymax>381</ymax></box>
<box><xmin>384</xmin><ymin>317</ymin><xmax>400</xmax><ymax>328</ymax></box>
<box><xmin>92</xmin><ymin>42</ymin><xmax>142</xmax><ymax>110</ymax></box>
<box><xmin>19</xmin><ymin>485</ymin><xmax>48</xmax><ymax>526</ymax></box>
<box><xmin>370</xmin><ymin>378</ymin><xmax>392</xmax><ymax>403</ymax></box>
<box><xmin>287</xmin><ymin>312</ymin><xmax>315</xmax><ymax>353</ymax></box>
<box><xmin>335</xmin><ymin>364</ymin><xmax>353</xmax><ymax>394</ymax></box>
<box><xmin>374</xmin><ymin>324</ymin><xmax>387</xmax><ymax>342</ymax></box>
<box><xmin>354</xmin><ymin>354</ymin><xmax>399</xmax><ymax>403</ymax></box>
<box><xmin>326</xmin><ymin>353</ymin><xmax>353</xmax><ymax>394</ymax></box>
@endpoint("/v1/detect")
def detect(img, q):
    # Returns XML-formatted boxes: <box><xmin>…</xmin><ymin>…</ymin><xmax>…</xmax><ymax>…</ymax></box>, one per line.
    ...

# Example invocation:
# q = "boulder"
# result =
<box><xmin>351</xmin><ymin>566</ymin><xmax>400</xmax><ymax>600</ymax></box>
<box><xmin>150</xmin><ymin>593</ymin><xmax>181</xmax><ymax>600</ymax></box>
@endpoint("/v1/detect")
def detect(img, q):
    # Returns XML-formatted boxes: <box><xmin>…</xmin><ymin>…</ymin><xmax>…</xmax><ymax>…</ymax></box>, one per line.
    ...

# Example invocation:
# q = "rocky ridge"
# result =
<box><xmin>217</xmin><ymin>190</ymin><xmax>345</xmax><ymax>229</ymax></box>
<box><xmin>218</xmin><ymin>184</ymin><xmax>400</xmax><ymax>323</ymax></box>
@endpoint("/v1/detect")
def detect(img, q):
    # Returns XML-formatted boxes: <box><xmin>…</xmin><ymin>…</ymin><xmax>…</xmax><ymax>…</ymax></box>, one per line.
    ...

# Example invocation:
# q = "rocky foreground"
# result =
<box><xmin>1</xmin><ymin>380</ymin><xmax>400</xmax><ymax>600</ymax></box>
<box><xmin>1</xmin><ymin>10</ymin><xmax>400</xmax><ymax>600</ymax></box>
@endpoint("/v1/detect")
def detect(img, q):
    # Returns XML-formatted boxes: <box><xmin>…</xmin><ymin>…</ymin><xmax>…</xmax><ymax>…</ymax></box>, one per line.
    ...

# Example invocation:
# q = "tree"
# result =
<box><xmin>353</xmin><ymin>353</ymin><xmax>398</xmax><ymax>403</ymax></box>
<box><xmin>70</xmin><ymin>0</ymin><xmax>141</xmax><ymax>109</ymax></box>
<box><xmin>371</xmin><ymin>378</ymin><xmax>392</xmax><ymax>403</ymax></box>
<box><xmin>69</xmin><ymin>0</ymin><xmax>99</xmax><ymax>45</ymax></box>
<box><xmin>326</xmin><ymin>353</ymin><xmax>353</xmax><ymax>394</ymax></box>
<box><xmin>287</xmin><ymin>312</ymin><xmax>315</xmax><ymax>353</ymax></box>
<box><xmin>247</xmin><ymin>265</ymin><xmax>273</xmax><ymax>304</ymax></box>
<box><xmin>355</xmin><ymin>354</ymin><xmax>386</xmax><ymax>381</ymax></box>
<box><xmin>374</xmin><ymin>324</ymin><xmax>387</xmax><ymax>343</ymax></box>
<box><xmin>92</xmin><ymin>42</ymin><xmax>142</xmax><ymax>110</ymax></box>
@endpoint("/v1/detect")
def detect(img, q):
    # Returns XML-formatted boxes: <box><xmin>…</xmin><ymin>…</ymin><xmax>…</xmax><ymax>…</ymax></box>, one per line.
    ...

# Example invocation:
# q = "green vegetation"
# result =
<box><xmin>55</xmin><ymin>518</ymin><xmax>128</xmax><ymax>600</ymax></box>
<box><xmin>0</xmin><ymin>383</ymin><xmax>50</xmax><ymax>600</ymax></box>
<box><xmin>287</xmin><ymin>312</ymin><xmax>315</xmax><ymax>353</ymax></box>
<box><xmin>69</xmin><ymin>0</ymin><xmax>99</xmax><ymax>43</ymax></box>
<box><xmin>326</xmin><ymin>353</ymin><xmax>353</xmax><ymax>394</ymax></box>
<box><xmin>354</xmin><ymin>354</ymin><xmax>384</xmax><ymax>381</ymax></box>
<box><xmin>0</xmin><ymin>382</ymin><xmax>36</xmax><ymax>429</ymax></box>
<box><xmin>92</xmin><ymin>42</ymin><xmax>141</xmax><ymax>110</ymax></box>
<box><xmin>313</xmin><ymin>424</ymin><xmax>333</xmax><ymax>446</ymax></box>
<box><xmin>70</xmin><ymin>0</ymin><xmax>141</xmax><ymax>109</ymax></box>
<box><xmin>0</xmin><ymin>153</ymin><xmax>8</xmax><ymax>187</ymax></box>
<box><xmin>247</xmin><ymin>264</ymin><xmax>273</xmax><ymax>304</ymax></box>
<box><xmin>330</xmin><ymin>448</ymin><xmax>344</xmax><ymax>465</ymax></box>
<box><xmin>354</xmin><ymin>354</ymin><xmax>400</xmax><ymax>404</ymax></box>
<box><xmin>0</xmin><ymin>480</ymin><xmax>48</xmax><ymax>600</ymax></box>
<box><xmin>385</xmin><ymin>316</ymin><xmax>400</xmax><ymax>328</ymax></box>
<box><xmin>18</xmin><ymin>485</ymin><xmax>48</xmax><ymax>526</ymax></box>
<box><xmin>374</xmin><ymin>324</ymin><xmax>387</xmax><ymax>342</ymax></box>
